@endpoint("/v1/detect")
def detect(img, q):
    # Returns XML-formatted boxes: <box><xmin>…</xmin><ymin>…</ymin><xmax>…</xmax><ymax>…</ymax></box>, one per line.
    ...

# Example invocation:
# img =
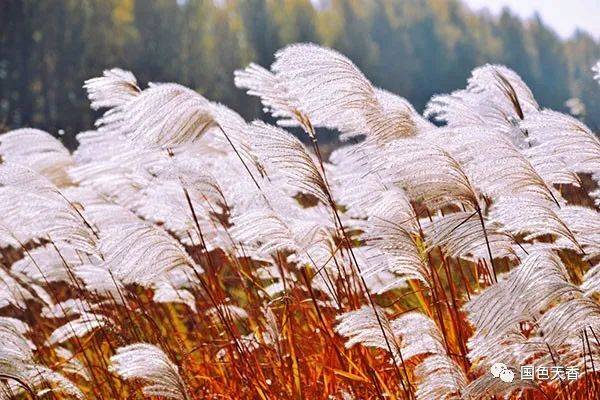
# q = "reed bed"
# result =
<box><xmin>1</xmin><ymin>46</ymin><xmax>600</xmax><ymax>399</ymax></box>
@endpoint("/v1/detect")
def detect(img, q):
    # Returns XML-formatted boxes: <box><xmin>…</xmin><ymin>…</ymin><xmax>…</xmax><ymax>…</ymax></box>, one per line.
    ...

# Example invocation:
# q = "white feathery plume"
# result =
<box><xmin>84</xmin><ymin>68</ymin><xmax>140</xmax><ymax>110</ymax></box>
<box><xmin>0</xmin><ymin>269</ymin><xmax>38</xmax><ymax>310</ymax></box>
<box><xmin>82</xmin><ymin>203</ymin><xmax>202</xmax><ymax>288</ymax></box>
<box><xmin>98</xmin><ymin>82</ymin><xmax>216</xmax><ymax>148</ymax></box>
<box><xmin>231</xmin><ymin>208</ymin><xmax>305</xmax><ymax>254</ymax></box>
<box><xmin>0</xmin><ymin>222</ymin><xmax>20</xmax><ymax>249</ymax></box>
<box><xmin>391</xmin><ymin>312</ymin><xmax>447</xmax><ymax>360</ymax></box>
<box><xmin>467</xmin><ymin>64</ymin><xmax>538</xmax><ymax>112</ymax></box>
<box><xmin>231</xmin><ymin>204</ymin><xmax>331</xmax><ymax>259</ymax></box>
<box><xmin>237</xmin><ymin>43</ymin><xmax>420</xmax><ymax>142</ymax></box>
<box><xmin>537</xmin><ymin>297</ymin><xmax>600</xmax><ymax>349</ymax></box>
<box><xmin>489</xmin><ymin>197</ymin><xmax>584</xmax><ymax>253</ymax></box>
<box><xmin>152</xmin><ymin>153</ymin><xmax>228</xmax><ymax>208</ymax></box>
<box><xmin>0</xmin><ymin>162</ymin><xmax>97</xmax><ymax>253</ymax></box>
<box><xmin>45</xmin><ymin>312</ymin><xmax>110</xmax><ymax>346</ymax></box>
<box><xmin>153</xmin><ymin>283</ymin><xmax>197</xmax><ymax>312</ymax></box>
<box><xmin>0</xmin><ymin>316</ymin><xmax>34</xmax><ymax>363</ymax></box>
<box><xmin>523</xmin><ymin>146</ymin><xmax>581</xmax><ymax>187</ymax></box>
<box><xmin>426</xmin><ymin>65</ymin><xmax>538</xmax><ymax>148</ymax></box>
<box><xmin>449</xmin><ymin>130</ymin><xmax>560</xmax><ymax>205</ymax></box>
<box><xmin>327</xmin><ymin>140</ymin><xmax>391</xmax><ymax>219</ymax></box>
<box><xmin>229</xmin><ymin>190</ymin><xmax>341</xmax><ymax>302</ymax></box>
<box><xmin>350</xmin><ymin>245</ymin><xmax>408</xmax><ymax>295</ymax></box>
<box><xmin>11</xmin><ymin>244</ymin><xmax>88</xmax><ymax>284</ymax></box>
<box><xmin>209</xmin><ymin>102</ymin><xmax>267</xmax><ymax>178</ymax></box>
<box><xmin>464</xmin><ymin>250</ymin><xmax>578</xmax><ymax>366</ymax></box>
<box><xmin>133</xmin><ymin>181</ymin><xmax>211</xmax><ymax>242</ymax></box>
<box><xmin>1</xmin><ymin>268</ymin><xmax>53</xmax><ymax>311</ymax></box>
<box><xmin>110</xmin><ymin>343</ymin><xmax>189</xmax><ymax>400</ymax></box>
<box><xmin>41</xmin><ymin>299</ymin><xmax>96</xmax><ymax>319</ymax></box>
<box><xmin>0</xmin><ymin>128</ymin><xmax>73</xmax><ymax>186</ymax></box>
<box><xmin>384</xmin><ymin>139</ymin><xmax>479</xmax><ymax>210</ymax></box>
<box><xmin>72</xmin><ymin>128</ymin><xmax>129</xmax><ymax>164</ymax></box>
<box><xmin>21</xmin><ymin>367</ymin><xmax>84</xmax><ymax>399</ymax></box>
<box><xmin>414</xmin><ymin>355</ymin><xmax>467</xmax><ymax>400</ymax></box>
<box><xmin>250</xmin><ymin>121</ymin><xmax>330</xmax><ymax>203</ymax></box>
<box><xmin>556</xmin><ymin>205</ymin><xmax>600</xmax><ymax>258</ymax></box>
<box><xmin>132</xmin><ymin>177</ymin><xmax>229</xmax><ymax>250</ymax></box>
<box><xmin>99</xmin><ymin>218</ymin><xmax>202</xmax><ymax>286</ymax></box>
<box><xmin>55</xmin><ymin>347</ymin><xmax>91</xmax><ymax>382</ymax></box>
<box><xmin>363</xmin><ymin>189</ymin><xmax>432</xmax><ymax>288</ymax></box>
<box><xmin>234</xmin><ymin>62</ymin><xmax>295</xmax><ymax>122</ymax></box>
<box><xmin>81</xmin><ymin>80</ymin><xmax>266</xmax><ymax>207</ymax></box>
<box><xmin>336</xmin><ymin>307</ymin><xmax>447</xmax><ymax>364</ymax></box>
<box><xmin>272</xmin><ymin>43</ymin><xmax>417</xmax><ymax>140</ymax></box>
<box><xmin>582</xmin><ymin>262</ymin><xmax>600</xmax><ymax>296</ymax></box>
<box><xmin>74</xmin><ymin>263</ymin><xmax>124</xmax><ymax>302</ymax></box>
<box><xmin>335</xmin><ymin>305</ymin><xmax>403</xmax><ymax>364</ymax></box>
<box><xmin>521</xmin><ymin>110</ymin><xmax>600</xmax><ymax>176</ymax></box>
<box><xmin>239</xmin><ymin>43</ymin><xmax>368</xmax><ymax>136</ymax></box>
<box><xmin>82</xmin><ymin>199</ymin><xmax>146</xmax><ymax>230</ymax></box>
<box><xmin>69</xmin><ymin>144</ymin><xmax>161</xmax><ymax>208</ymax></box>
<box><xmin>518</xmin><ymin>298</ymin><xmax>600</xmax><ymax>386</ymax></box>
<box><xmin>0</xmin><ymin>318</ymin><xmax>84</xmax><ymax>399</ymax></box>
<box><xmin>423</xmin><ymin>211</ymin><xmax>521</xmax><ymax>263</ymax></box>
<box><xmin>370</xmin><ymin>88</ymin><xmax>434</xmax><ymax>141</ymax></box>
<box><xmin>337</xmin><ymin>307</ymin><xmax>467</xmax><ymax>398</ymax></box>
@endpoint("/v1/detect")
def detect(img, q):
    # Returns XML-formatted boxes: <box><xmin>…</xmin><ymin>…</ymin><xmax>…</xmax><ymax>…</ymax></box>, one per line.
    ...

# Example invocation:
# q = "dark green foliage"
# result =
<box><xmin>1</xmin><ymin>0</ymin><xmax>599</xmax><ymax>146</ymax></box>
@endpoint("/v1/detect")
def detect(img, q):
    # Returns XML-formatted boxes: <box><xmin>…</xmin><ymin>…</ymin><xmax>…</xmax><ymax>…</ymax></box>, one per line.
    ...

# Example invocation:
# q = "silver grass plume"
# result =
<box><xmin>0</xmin><ymin>317</ymin><xmax>84</xmax><ymax>399</ymax></box>
<box><xmin>110</xmin><ymin>343</ymin><xmax>189</xmax><ymax>400</ymax></box>
<box><xmin>99</xmin><ymin>218</ymin><xmax>203</xmax><ymax>286</ymax></box>
<box><xmin>489</xmin><ymin>197</ymin><xmax>585</xmax><ymax>254</ymax></box>
<box><xmin>450</xmin><ymin>130</ymin><xmax>560</xmax><ymax>205</ymax></box>
<box><xmin>250</xmin><ymin>121</ymin><xmax>330</xmax><ymax>204</ymax></box>
<box><xmin>336</xmin><ymin>307</ymin><xmax>467</xmax><ymax>399</ymax></box>
<box><xmin>10</xmin><ymin>244</ymin><xmax>89</xmax><ymax>284</ymax></box>
<box><xmin>415</xmin><ymin>355</ymin><xmax>467</xmax><ymax>400</ymax></box>
<box><xmin>464</xmin><ymin>250</ymin><xmax>578</xmax><ymax>367</ymax></box>
<box><xmin>425</xmin><ymin>64</ymin><xmax>538</xmax><ymax>147</ymax></box>
<box><xmin>0</xmin><ymin>162</ymin><xmax>97</xmax><ymax>253</ymax></box>
<box><xmin>335</xmin><ymin>305</ymin><xmax>404</xmax><ymax>365</ymax></box>
<box><xmin>0</xmin><ymin>268</ymin><xmax>40</xmax><ymax>310</ymax></box>
<box><xmin>237</xmin><ymin>43</ymin><xmax>419</xmax><ymax>142</ymax></box>
<box><xmin>153</xmin><ymin>282</ymin><xmax>197</xmax><ymax>312</ymax></box>
<box><xmin>84</xmin><ymin>68</ymin><xmax>140</xmax><ymax>110</ymax></box>
<box><xmin>423</xmin><ymin>211</ymin><xmax>520</xmax><ymax>263</ymax></box>
<box><xmin>363</xmin><ymin>189</ymin><xmax>432</xmax><ymax>288</ymax></box>
<box><xmin>98</xmin><ymin>82</ymin><xmax>216</xmax><ymax>148</ymax></box>
<box><xmin>0</xmin><ymin>128</ymin><xmax>73</xmax><ymax>186</ymax></box>
<box><xmin>556</xmin><ymin>205</ymin><xmax>600</xmax><ymax>259</ymax></box>
<box><xmin>521</xmin><ymin>110</ymin><xmax>600</xmax><ymax>177</ymax></box>
<box><xmin>384</xmin><ymin>139</ymin><xmax>479</xmax><ymax>211</ymax></box>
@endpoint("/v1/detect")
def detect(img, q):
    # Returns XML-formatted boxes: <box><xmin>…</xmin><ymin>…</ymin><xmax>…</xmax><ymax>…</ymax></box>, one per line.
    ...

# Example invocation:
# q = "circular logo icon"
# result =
<box><xmin>491</xmin><ymin>362</ymin><xmax>507</xmax><ymax>378</ymax></box>
<box><xmin>499</xmin><ymin>369</ymin><xmax>515</xmax><ymax>383</ymax></box>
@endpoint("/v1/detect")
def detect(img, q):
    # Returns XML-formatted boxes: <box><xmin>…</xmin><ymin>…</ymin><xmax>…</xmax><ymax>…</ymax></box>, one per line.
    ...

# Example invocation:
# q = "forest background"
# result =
<box><xmin>1</xmin><ymin>0</ymin><xmax>599</xmax><ymax>148</ymax></box>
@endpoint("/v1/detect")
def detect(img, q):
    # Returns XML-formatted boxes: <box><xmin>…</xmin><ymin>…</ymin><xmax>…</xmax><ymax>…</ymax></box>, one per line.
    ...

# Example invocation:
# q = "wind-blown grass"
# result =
<box><xmin>1</xmin><ymin>43</ymin><xmax>600</xmax><ymax>399</ymax></box>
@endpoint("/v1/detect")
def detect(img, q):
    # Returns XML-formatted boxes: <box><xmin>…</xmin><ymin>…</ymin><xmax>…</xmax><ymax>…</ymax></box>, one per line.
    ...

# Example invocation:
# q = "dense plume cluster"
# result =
<box><xmin>1</xmin><ymin>43</ymin><xmax>600</xmax><ymax>399</ymax></box>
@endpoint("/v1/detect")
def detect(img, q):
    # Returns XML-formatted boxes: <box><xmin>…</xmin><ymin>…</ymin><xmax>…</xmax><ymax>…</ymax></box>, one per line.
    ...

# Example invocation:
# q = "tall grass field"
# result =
<box><xmin>1</xmin><ymin>44</ymin><xmax>600</xmax><ymax>399</ymax></box>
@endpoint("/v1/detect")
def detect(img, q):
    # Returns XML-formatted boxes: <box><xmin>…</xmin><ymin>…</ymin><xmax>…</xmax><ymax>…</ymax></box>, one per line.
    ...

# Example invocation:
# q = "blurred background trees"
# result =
<box><xmin>1</xmin><ymin>0</ymin><xmax>599</xmax><ymax>147</ymax></box>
